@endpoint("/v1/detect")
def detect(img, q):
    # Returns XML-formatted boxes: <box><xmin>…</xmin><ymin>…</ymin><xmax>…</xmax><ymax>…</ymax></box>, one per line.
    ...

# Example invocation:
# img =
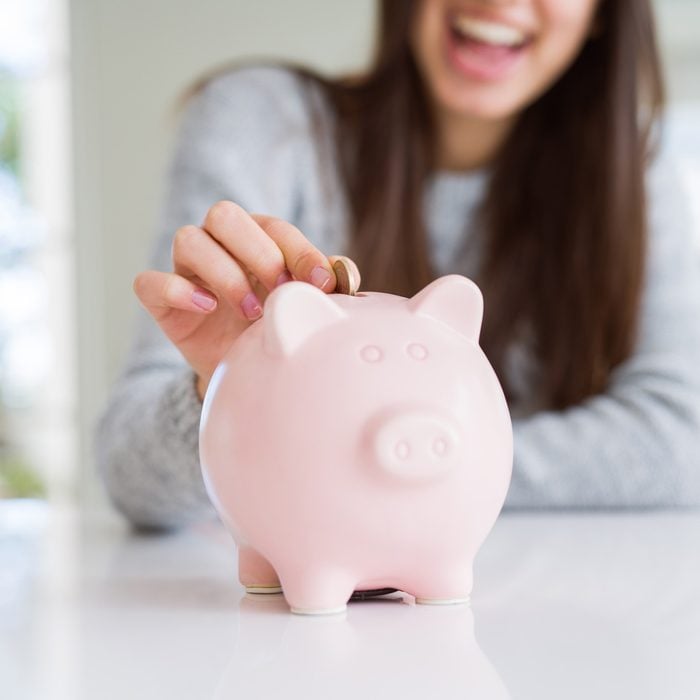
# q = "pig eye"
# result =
<box><xmin>406</xmin><ymin>343</ymin><xmax>428</xmax><ymax>361</ymax></box>
<box><xmin>360</xmin><ymin>345</ymin><xmax>383</xmax><ymax>363</ymax></box>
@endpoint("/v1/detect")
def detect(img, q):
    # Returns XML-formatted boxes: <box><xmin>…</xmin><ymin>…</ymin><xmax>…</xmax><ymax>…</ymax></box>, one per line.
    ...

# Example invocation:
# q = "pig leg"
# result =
<box><xmin>238</xmin><ymin>546</ymin><xmax>282</xmax><ymax>594</ymax></box>
<box><xmin>411</xmin><ymin>562</ymin><xmax>473</xmax><ymax>606</ymax></box>
<box><xmin>277</xmin><ymin>565</ymin><xmax>356</xmax><ymax>615</ymax></box>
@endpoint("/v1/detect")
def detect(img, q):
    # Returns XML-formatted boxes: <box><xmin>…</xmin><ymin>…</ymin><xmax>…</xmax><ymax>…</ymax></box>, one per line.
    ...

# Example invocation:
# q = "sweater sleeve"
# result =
<box><xmin>93</xmin><ymin>66</ymin><xmax>326</xmax><ymax>530</ymax></box>
<box><xmin>505</xmin><ymin>150</ymin><xmax>700</xmax><ymax>509</ymax></box>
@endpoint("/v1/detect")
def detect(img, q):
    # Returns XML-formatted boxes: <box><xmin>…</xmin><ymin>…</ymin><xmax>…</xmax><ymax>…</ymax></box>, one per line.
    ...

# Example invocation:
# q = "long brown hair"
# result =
<box><xmin>180</xmin><ymin>0</ymin><xmax>663</xmax><ymax>409</ymax></box>
<box><xmin>308</xmin><ymin>0</ymin><xmax>664</xmax><ymax>409</ymax></box>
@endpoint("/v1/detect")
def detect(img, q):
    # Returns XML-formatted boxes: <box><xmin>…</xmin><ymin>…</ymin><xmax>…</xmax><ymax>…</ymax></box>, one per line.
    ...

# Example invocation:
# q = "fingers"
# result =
<box><xmin>163</xmin><ymin>200</ymin><xmax>344</xmax><ymax>329</ymax></box>
<box><xmin>253</xmin><ymin>213</ymin><xmax>337</xmax><ymax>292</ymax></box>
<box><xmin>133</xmin><ymin>270</ymin><xmax>219</xmax><ymax>320</ymax></box>
<box><xmin>172</xmin><ymin>226</ymin><xmax>263</xmax><ymax>321</ymax></box>
<box><xmin>202</xmin><ymin>201</ymin><xmax>337</xmax><ymax>293</ymax></box>
<box><xmin>172</xmin><ymin>224</ymin><xmax>264</xmax><ymax>321</ymax></box>
<box><xmin>203</xmin><ymin>201</ymin><xmax>294</xmax><ymax>292</ymax></box>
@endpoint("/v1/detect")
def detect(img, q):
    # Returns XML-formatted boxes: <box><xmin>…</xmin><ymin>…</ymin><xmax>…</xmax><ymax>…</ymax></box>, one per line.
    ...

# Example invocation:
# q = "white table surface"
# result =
<box><xmin>2</xmin><ymin>500</ymin><xmax>699</xmax><ymax>700</ymax></box>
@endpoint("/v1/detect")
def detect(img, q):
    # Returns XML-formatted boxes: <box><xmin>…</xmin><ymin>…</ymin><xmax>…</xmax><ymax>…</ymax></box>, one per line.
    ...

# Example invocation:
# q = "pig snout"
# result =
<box><xmin>368</xmin><ymin>409</ymin><xmax>462</xmax><ymax>481</ymax></box>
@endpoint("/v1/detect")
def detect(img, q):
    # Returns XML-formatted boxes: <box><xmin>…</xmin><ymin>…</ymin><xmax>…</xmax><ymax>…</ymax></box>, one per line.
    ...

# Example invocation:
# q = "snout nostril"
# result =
<box><xmin>395</xmin><ymin>440</ymin><xmax>410</xmax><ymax>460</ymax></box>
<box><xmin>433</xmin><ymin>437</ymin><xmax>448</xmax><ymax>457</ymax></box>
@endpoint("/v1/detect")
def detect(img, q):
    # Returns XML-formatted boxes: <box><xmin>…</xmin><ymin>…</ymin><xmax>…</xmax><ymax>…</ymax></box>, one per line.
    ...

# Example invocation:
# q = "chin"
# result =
<box><xmin>431</xmin><ymin>78</ymin><xmax>526</xmax><ymax>123</ymax></box>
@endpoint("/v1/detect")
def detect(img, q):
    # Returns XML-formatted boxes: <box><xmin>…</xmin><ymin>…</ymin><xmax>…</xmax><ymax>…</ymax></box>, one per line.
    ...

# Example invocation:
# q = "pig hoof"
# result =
<box><xmin>245</xmin><ymin>584</ymin><xmax>283</xmax><ymax>594</ymax></box>
<box><xmin>290</xmin><ymin>604</ymin><xmax>347</xmax><ymax>616</ymax></box>
<box><xmin>415</xmin><ymin>595</ymin><xmax>471</xmax><ymax>606</ymax></box>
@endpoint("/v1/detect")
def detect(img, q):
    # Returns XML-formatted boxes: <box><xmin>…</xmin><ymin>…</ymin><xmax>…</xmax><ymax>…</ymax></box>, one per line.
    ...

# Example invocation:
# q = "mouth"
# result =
<box><xmin>446</xmin><ymin>11</ymin><xmax>534</xmax><ymax>81</ymax></box>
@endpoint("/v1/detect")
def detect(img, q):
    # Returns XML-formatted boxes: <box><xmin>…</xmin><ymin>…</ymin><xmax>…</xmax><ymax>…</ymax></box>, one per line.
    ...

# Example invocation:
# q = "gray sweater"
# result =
<box><xmin>95</xmin><ymin>66</ymin><xmax>700</xmax><ymax>529</ymax></box>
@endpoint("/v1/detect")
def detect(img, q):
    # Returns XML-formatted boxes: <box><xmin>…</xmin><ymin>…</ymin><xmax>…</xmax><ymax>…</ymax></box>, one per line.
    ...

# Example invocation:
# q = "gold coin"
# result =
<box><xmin>331</xmin><ymin>256</ymin><xmax>361</xmax><ymax>296</ymax></box>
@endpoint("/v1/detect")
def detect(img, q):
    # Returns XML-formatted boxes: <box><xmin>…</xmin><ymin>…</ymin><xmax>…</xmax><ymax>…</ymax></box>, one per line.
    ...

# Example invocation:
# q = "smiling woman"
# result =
<box><xmin>94</xmin><ymin>0</ymin><xmax>700</xmax><ymax>530</ymax></box>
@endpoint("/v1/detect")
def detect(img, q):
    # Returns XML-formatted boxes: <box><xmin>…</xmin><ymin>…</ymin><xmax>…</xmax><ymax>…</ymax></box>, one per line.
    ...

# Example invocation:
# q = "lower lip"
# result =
<box><xmin>445</xmin><ymin>23</ymin><xmax>529</xmax><ymax>82</ymax></box>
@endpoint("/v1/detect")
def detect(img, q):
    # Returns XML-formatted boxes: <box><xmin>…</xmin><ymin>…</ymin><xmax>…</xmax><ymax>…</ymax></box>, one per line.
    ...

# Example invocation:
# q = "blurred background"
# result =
<box><xmin>0</xmin><ymin>0</ymin><xmax>698</xmax><ymax>512</ymax></box>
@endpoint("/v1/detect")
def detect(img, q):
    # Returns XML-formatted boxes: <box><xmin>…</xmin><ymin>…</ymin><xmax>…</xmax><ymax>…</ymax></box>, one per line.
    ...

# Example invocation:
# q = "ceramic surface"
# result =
<box><xmin>199</xmin><ymin>275</ymin><xmax>513</xmax><ymax>613</ymax></box>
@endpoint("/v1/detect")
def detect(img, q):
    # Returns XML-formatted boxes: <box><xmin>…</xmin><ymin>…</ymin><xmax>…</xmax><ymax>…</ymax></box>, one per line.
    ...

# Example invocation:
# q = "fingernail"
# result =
<box><xmin>310</xmin><ymin>265</ymin><xmax>331</xmax><ymax>290</ymax></box>
<box><xmin>275</xmin><ymin>270</ymin><xmax>293</xmax><ymax>287</ymax></box>
<box><xmin>241</xmin><ymin>292</ymin><xmax>263</xmax><ymax>320</ymax></box>
<box><xmin>192</xmin><ymin>290</ymin><xmax>217</xmax><ymax>311</ymax></box>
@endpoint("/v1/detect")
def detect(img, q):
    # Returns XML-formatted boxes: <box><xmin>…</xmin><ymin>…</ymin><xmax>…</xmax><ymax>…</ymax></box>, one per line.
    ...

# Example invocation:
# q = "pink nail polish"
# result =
<box><xmin>192</xmin><ymin>290</ymin><xmax>217</xmax><ymax>311</ymax></box>
<box><xmin>275</xmin><ymin>270</ymin><xmax>293</xmax><ymax>287</ymax></box>
<box><xmin>310</xmin><ymin>266</ymin><xmax>331</xmax><ymax>290</ymax></box>
<box><xmin>241</xmin><ymin>292</ymin><xmax>263</xmax><ymax>320</ymax></box>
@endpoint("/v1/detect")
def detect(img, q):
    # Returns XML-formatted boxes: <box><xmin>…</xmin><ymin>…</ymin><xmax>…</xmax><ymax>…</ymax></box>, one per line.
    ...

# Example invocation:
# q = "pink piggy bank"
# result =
<box><xmin>199</xmin><ymin>274</ymin><xmax>513</xmax><ymax>615</ymax></box>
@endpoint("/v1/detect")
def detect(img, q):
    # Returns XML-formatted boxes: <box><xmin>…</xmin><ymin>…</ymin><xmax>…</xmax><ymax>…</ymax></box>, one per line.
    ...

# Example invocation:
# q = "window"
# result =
<box><xmin>0</xmin><ymin>0</ymin><xmax>74</xmax><ymax>500</ymax></box>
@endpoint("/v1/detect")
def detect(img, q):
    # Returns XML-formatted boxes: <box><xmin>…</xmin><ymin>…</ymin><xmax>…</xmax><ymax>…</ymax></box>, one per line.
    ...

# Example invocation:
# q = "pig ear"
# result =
<box><xmin>263</xmin><ymin>281</ymin><xmax>346</xmax><ymax>357</ymax></box>
<box><xmin>407</xmin><ymin>275</ymin><xmax>483</xmax><ymax>342</ymax></box>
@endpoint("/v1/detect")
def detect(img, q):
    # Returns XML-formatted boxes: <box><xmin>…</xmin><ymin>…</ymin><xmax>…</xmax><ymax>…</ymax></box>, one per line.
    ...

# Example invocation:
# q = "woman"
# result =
<box><xmin>96</xmin><ymin>0</ymin><xmax>700</xmax><ymax>529</ymax></box>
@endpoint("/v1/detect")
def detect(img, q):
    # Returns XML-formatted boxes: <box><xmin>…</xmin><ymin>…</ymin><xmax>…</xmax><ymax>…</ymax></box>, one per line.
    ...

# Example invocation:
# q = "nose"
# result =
<box><xmin>369</xmin><ymin>408</ymin><xmax>461</xmax><ymax>482</ymax></box>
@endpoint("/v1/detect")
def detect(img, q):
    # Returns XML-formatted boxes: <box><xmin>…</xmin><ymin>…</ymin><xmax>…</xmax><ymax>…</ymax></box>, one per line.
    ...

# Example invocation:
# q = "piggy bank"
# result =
<box><xmin>199</xmin><ymin>274</ymin><xmax>513</xmax><ymax>615</ymax></box>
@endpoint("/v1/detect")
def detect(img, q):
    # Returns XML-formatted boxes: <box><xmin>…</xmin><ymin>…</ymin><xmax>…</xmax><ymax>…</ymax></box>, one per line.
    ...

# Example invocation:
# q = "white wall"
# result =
<box><xmin>655</xmin><ymin>0</ymin><xmax>700</xmax><ymax>101</ymax></box>
<box><xmin>654</xmin><ymin>0</ymin><xmax>700</xmax><ymax>247</ymax></box>
<box><xmin>69</xmin><ymin>0</ymin><xmax>375</xmax><ymax>501</ymax></box>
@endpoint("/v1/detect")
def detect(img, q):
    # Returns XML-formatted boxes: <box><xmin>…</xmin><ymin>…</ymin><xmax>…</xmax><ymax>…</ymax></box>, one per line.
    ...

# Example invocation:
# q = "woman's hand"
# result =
<box><xmin>133</xmin><ymin>201</ymin><xmax>339</xmax><ymax>400</ymax></box>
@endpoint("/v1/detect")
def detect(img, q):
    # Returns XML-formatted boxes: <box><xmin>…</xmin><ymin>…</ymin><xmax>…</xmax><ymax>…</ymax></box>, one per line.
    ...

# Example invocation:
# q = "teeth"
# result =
<box><xmin>451</xmin><ymin>15</ymin><xmax>527</xmax><ymax>47</ymax></box>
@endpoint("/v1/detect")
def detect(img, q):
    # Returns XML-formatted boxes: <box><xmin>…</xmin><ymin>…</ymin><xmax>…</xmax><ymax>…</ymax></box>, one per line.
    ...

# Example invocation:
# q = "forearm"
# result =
<box><xmin>94</xmin><ymin>365</ymin><xmax>215</xmax><ymax>530</ymax></box>
<box><xmin>505</xmin><ymin>366</ymin><xmax>700</xmax><ymax>509</ymax></box>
